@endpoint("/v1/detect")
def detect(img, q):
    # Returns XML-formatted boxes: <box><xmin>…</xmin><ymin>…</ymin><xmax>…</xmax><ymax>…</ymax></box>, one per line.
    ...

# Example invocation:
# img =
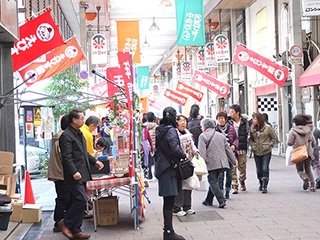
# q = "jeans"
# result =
<box><xmin>254</xmin><ymin>152</ymin><xmax>271</xmax><ymax>178</ymax></box>
<box><xmin>218</xmin><ymin>163</ymin><xmax>233</xmax><ymax>191</ymax></box>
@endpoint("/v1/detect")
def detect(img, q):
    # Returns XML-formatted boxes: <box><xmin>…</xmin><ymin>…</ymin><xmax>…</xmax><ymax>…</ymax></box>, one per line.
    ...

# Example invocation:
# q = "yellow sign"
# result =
<box><xmin>33</xmin><ymin>108</ymin><xmax>41</xmax><ymax>125</ymax></box>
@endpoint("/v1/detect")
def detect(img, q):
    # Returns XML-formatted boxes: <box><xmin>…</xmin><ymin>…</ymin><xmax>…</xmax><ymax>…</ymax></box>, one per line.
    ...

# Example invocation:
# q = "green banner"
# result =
<box><xmin>176</xmin><ymin>0</ymin><xmax>205</xmax><ymax>46</ymax></box>
<box><xmin>137</xmin><ymin>66</ymin><xmax>150</xmax><ymax>89</ymax></box>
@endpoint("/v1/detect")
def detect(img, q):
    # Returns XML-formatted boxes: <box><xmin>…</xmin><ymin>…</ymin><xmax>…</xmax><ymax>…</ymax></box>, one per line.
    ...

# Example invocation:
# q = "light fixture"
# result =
<box><xmin>160</xmin><ymin>0</ymin><xmax>172</xmax><ymax>6</ymax></box>
<box><xmin>149</xmin><ymin>17</ymin><xmax>160</xmax><ymax>31</ymax></box>
<box><xmin>142</xmin><ymin>36</ymin><xmax>150</xmax><ymax>47</ymax></box>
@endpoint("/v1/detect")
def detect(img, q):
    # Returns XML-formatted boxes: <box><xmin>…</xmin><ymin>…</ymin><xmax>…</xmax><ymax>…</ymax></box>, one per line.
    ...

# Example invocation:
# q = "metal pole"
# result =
<box><xmin>96</xmin><ymin>6</ymin><xmax>101</xmax><ymax>33</ymax></box>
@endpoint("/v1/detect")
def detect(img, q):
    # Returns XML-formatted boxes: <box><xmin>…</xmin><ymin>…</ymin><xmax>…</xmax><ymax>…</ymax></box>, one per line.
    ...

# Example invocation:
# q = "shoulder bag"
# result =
<box><xmin>291</xmin><ymin>133</ymin><xmax>309</xmax><ymax>164</ymax></box>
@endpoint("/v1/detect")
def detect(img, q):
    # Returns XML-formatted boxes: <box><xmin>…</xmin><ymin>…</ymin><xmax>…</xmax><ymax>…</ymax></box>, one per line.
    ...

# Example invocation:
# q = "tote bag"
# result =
<box><xmin>291</xmin><ymin>133</ymin><xmax>309</xmax><ymax>164</ymax></box>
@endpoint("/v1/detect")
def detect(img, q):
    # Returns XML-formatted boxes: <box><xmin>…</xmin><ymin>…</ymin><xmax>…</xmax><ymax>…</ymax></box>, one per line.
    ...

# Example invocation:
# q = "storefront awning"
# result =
<box><xmin>299</xmin><ymin>54</ymin><xmax>320</xmax><ymax>87</ymax></box>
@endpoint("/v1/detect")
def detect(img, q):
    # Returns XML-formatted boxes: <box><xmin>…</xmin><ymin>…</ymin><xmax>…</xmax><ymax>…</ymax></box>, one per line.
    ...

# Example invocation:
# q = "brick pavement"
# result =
<box><xmin>38</xmin><ymin>155</ymin><xmax>320</xmax><ymax>240</ymax></box>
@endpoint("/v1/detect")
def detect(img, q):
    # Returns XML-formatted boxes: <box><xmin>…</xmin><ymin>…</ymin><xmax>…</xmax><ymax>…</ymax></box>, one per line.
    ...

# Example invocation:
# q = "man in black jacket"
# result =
<box><xmin>59</xmin><ymin>109</ymin><xmax>103</xmax><ymax>239</ymax></box>
<box><xmin>228</xmin><ymin>105</ymin><xmax>248</xmax><ymax>194</ymax></box>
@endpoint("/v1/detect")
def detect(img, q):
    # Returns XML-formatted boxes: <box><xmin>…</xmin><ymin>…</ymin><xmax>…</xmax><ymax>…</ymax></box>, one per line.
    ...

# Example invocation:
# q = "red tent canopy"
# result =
<box><xmin>299</xmin><ymin>54</ymin><xmax>320</xmax><ymax>87</ymax></box>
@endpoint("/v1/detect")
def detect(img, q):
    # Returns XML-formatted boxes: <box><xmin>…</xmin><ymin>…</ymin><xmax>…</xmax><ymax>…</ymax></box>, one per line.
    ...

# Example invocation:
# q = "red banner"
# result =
<box><xmin>192</xmin><ymin>70</ymin><xmax>230</xmax><ymax>98</ymax></box>
<box><xmin>19</xmin><ymin>37</ymin><xmax>86</xmax><ymax>87</ymax></box>
<box><xmin>164</xmin><ymin>88</ymin><xmax>188</xmax><ymax>106</ymax></box>
<box><xmin>12</xmin><ymin>11</ymin><xmax>65</xmax><ymax>72</ymax></box>
<box><xmin>176</xmin><ymin>81</ymin><xmax>203</xmax><ymax>102</ymax></box>
<box><xmin>106</xmin><ymin>67</ymin><xmax>126</xmax><ymax>96</ymax></box>
<box><xmin>233</xmin><ymin>44</ymin><xmax>288</xmax><ymax>88</ymax></box>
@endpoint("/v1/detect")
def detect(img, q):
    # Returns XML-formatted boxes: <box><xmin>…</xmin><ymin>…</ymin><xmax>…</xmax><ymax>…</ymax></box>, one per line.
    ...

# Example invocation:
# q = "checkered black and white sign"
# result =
<box><xmin>257</xmin><ymin>97</ymin><xmax>277</xmax><ymax>112</ymax></box>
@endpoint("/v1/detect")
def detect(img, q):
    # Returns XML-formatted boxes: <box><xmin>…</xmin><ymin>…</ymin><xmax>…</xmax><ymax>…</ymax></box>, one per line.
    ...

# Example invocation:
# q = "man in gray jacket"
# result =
<box><xmin>198</xmin><ymin>118</ymin><xmax>238</xmax><ymax>208</ymax></box>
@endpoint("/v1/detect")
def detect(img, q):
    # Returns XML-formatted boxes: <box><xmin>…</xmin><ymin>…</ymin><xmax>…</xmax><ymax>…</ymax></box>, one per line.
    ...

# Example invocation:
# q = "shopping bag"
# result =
<box><xmin>192</xmin><ymin>155</ymin><xmax>208</xmax><ymax>175</ymax></box>
<box><xmin>285</xmin><ymin>146</ymin><xmax>293</xmax><ymax>166</ymax></box>
<box><xmin>291</xmin><ymin>144</ymin><xmax>308</xmax><ymax>163</ymax></box>
<box><xmin>182</xmin><ymin>172</ymin><xmax>200</xmax><ymax>190</ymax></box>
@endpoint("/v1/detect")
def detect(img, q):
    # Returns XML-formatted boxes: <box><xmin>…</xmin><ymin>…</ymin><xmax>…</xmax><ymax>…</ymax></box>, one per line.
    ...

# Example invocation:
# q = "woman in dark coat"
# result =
<box><xmin>155</xmin><ymin>107</ymin><xmax>186</xmax><ymax>240</ymax></box>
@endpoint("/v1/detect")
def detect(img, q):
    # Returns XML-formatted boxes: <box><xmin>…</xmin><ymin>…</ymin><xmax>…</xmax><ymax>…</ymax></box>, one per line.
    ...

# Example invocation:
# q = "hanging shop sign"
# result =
<box><xmin>176</xmin><ymin>67</ymin><xmax>182</xmax><ymax>81</ymax></box>
<box><xmin>176</xmin><ymin>81</ymin><xmax>204</xmax><ymax>102</ymax></box>
<box><xmin>302</xmin><ymin>0</ymin><xmax>320</xmax><ymax>17</ymax></box>
<box><xmin>11</xmin><ymin>10</ymin><xmax>64</xmax><ymax>72</ymax></box>
<box><xmin>164</xmin><ymin>88</ymin><xmax>188</xmax><ymax>106</ymax></box>
<box><xmin>213</xmin><ymin>34</ymin><xmax>230</xmax><ymax>63</ymax></box>
<box><xmin>181</xmin><ymin>61</ymin><xmax>192</xmax><ymax>81</ymax></box>
<box><xmin>175</xmin><ymin>0</ymin><xmax>206</xmax><ymax>46</ymax></box>
<box><xmin>196</xmin><ymin>48</ymin><xmax>206</xmax><ymax>71</ymax></box>
<box><xmin>192</xmin><ymin>70</ymin><xmax>230</xmax><ymax>98</ymax></box>
<box><xmin>91</xmin><ymin>33</ymin><xmax>108</xmax><ymax>64</ymax></box>
<box><xmin>117</xmin><ymin>21</ymin><xmax>140</xmax><ymax>63</ymax></box>
<box><xmin>137</xmin><ymin>66</ymin><xmax>150</xmax><ymax>90</ymax></box>
<box><xmin>19</xmin><ymin>37</ymin><xmax>86</xmax><ymax>87</ymax></box>
<box><xmin>233</xmin><ymin>44</ymin><xmax>289</xmax><ymax>88</ymax></box>
<box><xmin>204</xmin><ymin>42</ymin><xmax>218</xmax><ymax>68</ymax></box>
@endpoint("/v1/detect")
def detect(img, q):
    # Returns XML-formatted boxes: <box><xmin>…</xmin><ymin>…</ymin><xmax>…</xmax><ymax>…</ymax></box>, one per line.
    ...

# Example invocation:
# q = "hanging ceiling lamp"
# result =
<box><xmin>149</xmin><ymin>17</ymin><xmax>160</xmax><ymax>31</ymax></box>
<box><xmin>160</xmin><ymin>0</ymin><xmax>172</xmax><ymax>6</ymax></box>
<box><xmin>142</xmin><ymin>36</ymin><xmax>150</xmax><ymax>47</ymax></box>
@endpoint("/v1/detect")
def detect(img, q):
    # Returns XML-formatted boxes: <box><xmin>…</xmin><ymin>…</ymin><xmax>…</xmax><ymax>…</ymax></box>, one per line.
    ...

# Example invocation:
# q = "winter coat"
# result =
<box><xmin>287</xmin><ymin>125</ymin><xmax>316</xmax><ymax>160</ymax></box>
<box><xmin>48</xmin><ymin>130</ymin><xmax>64</xmax><ymax>181</ymax></box>
<box><xmin>144</xmin><ymin>122</ymin><xmax>158</xmax><ymax>150</ymax></box>
<box><xmin>198</xmin><ymin>128</ymin><xmax>237</xmax><ymax>171</ymax></box>
<box><xmin>59</xmin><ymin>125</ymin><xmax>97</xmax><ymax>183</ymax></box>
<box><xmin>228</xmin><ymin>116</ymin><xmax>248</xmax><ymax>150</ymax></box>
<box><xmin>249</xmin><ymin>124</ymin><xmax>278</xmax><ymax>156</ymax></box>
<box><xmin>155</xmin><ymin>125</ymin><xmax>186</xmax><ymax>196</ymax></box>
<box><xmin>215</xmin><ymin>124</ymin><xmax>239</xmax><ymax>151</ymax></box>
<box><xmin>187</xmin><ymin>118</ymin><xmax>202</xmax><ymax>147</ymax></box>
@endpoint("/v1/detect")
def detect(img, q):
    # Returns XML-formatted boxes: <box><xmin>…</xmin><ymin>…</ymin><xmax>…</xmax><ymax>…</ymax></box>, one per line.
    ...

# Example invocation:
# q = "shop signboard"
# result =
<box><xmin>302</xmin><ymin>0</ymin><xmax>320</xmax><ymax>17</ymax></box>
<box><xmin>181</xmin><ymin>61</ymin><xmax>192</xmax><ymax>81</ymax></box>
<box><xmin>214</xmin><ymin>34</ymin><xmax>230</xmax><ymax>63</ymax></box>
<box><xmin>91</xmin><ymin>34</ymin><xmax>108</xmax><ymax>64</ymax></box>
<box><xmin>204</xmin><ymin>42</ymin><xmax>218</xmax><ymax>68</ymax></box>
<box><xmin>196</xmin><ymin>48</ymin><xmax>206</xmax><ymax>71</ymax></box>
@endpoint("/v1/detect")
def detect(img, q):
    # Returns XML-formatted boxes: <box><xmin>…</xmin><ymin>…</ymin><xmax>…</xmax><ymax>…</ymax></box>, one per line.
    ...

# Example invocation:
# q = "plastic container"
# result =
<box><xmin>0</xmin><ymin>204</ymin><xmax>12</xmax><ymax>231</ymax></box>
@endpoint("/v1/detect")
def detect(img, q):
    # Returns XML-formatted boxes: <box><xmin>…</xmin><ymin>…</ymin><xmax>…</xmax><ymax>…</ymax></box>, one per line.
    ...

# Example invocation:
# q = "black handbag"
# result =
<box><xmin>175</xmin><ymin>159</ymin><xmax>194</xmax><ymax>180</ymax></box>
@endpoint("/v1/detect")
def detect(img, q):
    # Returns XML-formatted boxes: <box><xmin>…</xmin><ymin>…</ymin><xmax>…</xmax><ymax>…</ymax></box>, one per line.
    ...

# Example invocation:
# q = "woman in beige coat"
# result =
<box><xmin>287</xmin><ymin>114</ymin><xmax>316</xmax><ymax>191</ymax></box>
<box><xmin>249</xmin><ymin>113</ymin><xmax>277</xmax><ymax>193</ymax></box>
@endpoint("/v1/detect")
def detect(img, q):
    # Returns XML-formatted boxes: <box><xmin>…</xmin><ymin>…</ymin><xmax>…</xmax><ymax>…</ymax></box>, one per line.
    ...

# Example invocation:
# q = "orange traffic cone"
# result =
<box><xmin>24</xmin><ymin>170</ymin><xmax>35</xmax><ymax>204</ymax></box>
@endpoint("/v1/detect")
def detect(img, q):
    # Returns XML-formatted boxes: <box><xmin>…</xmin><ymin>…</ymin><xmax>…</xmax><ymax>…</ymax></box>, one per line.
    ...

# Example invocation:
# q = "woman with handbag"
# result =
<box><xmin>173</xmin><ymin>115</ymin><xmax>199</xmax><ymax>217</ymax></box>
<box><xmin>155</xmin><ymin>107</ymin><xmax>186</xmax><ymax>240</ymax></box>
<box><xmin>287</xmin><ymin>114</ymin><xmax>316</xmax><ymax>191</ymax></box>
<box><xmin>249</xmin><ymin>113</ymin><xmax>277</xmax><ymax>193</ymax></box>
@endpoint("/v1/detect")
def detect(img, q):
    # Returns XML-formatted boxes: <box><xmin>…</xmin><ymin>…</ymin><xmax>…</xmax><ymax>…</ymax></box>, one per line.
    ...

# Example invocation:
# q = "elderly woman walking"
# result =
<box><xmin>155</xmin><ymin>107</ymin><xmax>186</xmax><ymax>240</ymax></box>
<box><xmin>198</xmin><ymin>118</ymin><xmax>237</xmax><ymax>208</ymax></box>
<box><xmin>287</xmin><ymin>114</ymin><xmax>316</xmax><ymax>191</ymax></box>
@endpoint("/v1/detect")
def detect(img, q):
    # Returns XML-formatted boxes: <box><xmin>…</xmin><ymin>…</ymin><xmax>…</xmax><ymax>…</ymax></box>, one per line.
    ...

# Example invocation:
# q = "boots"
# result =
<box><xmin>163</xmin><ymin>228</ymin><xmax>185</xmax><ymax>240</ymax></box>
<box><xmin>258</xmin><ymin>178</ymin><xmax>263</xmax><ymax>191</ymax></box>
<box><xmin>261</xmin><ymin>177</ymin><xmax>269</xmax><ymax>194</ymax></box>
<box><xmin>310</xmin><ymin>182</ymin><xmax>316</xmax><ymax>192</ymax></box>
<box><xmin>240</xmin><ymin>181</ymin><xmax>246</xmax><ymax>191</ymax></box>
<box><xmin>225</xmin><ymin>190</ymin><xmax>230</xmax><ymax>199</ymax></box>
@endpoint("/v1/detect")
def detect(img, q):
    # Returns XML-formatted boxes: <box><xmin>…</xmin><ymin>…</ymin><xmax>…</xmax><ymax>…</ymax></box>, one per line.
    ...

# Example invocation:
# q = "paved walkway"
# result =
<box><xmin>33</xmin><ymin>156</ymin><xmax>320</xmax><ymax>239</ymax></box>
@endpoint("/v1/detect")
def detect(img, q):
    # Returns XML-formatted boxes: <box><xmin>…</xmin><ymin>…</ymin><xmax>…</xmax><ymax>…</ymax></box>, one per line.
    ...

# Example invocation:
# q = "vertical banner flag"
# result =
<box><xmin>19</xmin><ymin>37</ymin><xmax>86</xmax><ymax>87</ymax></box>
<box><xmin>175</xmin><ymin>0</ymin><xmax>205</xmax><ymax>46</ymax></box>
<box><xmin>137</xmin><ymin>66</ymin><xmax>150</xmax><ymax>90</ymax></box>
<box><xmin>205</xmin><ymin>42</ymin><xmax>218</xmax><ymax>68</ymax></box>
<box><xmin>12</xmin><ymin>11</ymin><xmax>64</xmax><ymax>71</ymax></box>
<box><xmin>91</xmin><ymin>34</ymin><xmax>108</xmax><ymax>64</ymax></box>
<box><xmin>176</xmin><ymin>81</ymin><xmax>204</xmax><ymax>102</ymax></box>
<box><xmin>181</xmin><ymin>61</ymin><xmax>192</xmax><ymax>81</ymax></box>
<box><xmin>192</xmin><ymin>70</ymin><xmax>230</xmax><ymax>98</ymax></box>
<box><xmin>197</xmin><ymin>48</ymin><xmax>206</xmax><ymax>71</ymax></box>
<box><xmin>214</xmin><ymin>34</ymin><xmax>230</xmax><ymax>63</ymax></box>
<box><xmin>106</xmin><ymin>66</ymin><xmax>126</xmax><ymax>96</ymax></box>
<box><xmin>164</xmin><ymin>88</ymin><xmax>188</xmax><ymax>106</ymax></box>
<box><xmin>117</xmin><ymin>21</ymin><xmax>140</xmax><ymax>63</ymax></box>
<box><xmin>233</xmin><ymin>44</ymin><xmax>289</xmax><ymax>88</ymax></box>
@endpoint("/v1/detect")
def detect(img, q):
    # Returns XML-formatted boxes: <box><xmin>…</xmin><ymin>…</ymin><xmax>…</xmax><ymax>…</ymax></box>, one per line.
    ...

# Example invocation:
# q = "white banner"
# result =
<box><xmin>91</xmin><ymin>34</ymin><xmax>108</xmax><ymax>64</ymax></box>
<box><xmin>302</xmin><ymin>0</ymin><xmax>320</xmax><ymax>17</ymax></box>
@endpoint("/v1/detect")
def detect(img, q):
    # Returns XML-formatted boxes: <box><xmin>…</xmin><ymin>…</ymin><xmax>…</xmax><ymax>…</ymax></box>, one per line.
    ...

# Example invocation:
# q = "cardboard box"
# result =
<box><xmin>22</xmin><ymin>204</ymin><xmax>42</xmax><ymax>223</ymax></box>
<box><xmin>10</xmin><ymin>200</ymin><xmax>23</xmax><ymax>222</ymax></box>
<box><xmin>94</xmin><ymin>196</ymin><xmax>119</xmax><ymax>226</ymax></box>
<box><xmin>0</xmin><ymin>151</ymin><xmax>14</xmax><ymax>174</ymax></box>
<box><xmin>10</xmin><ymin>193</ymin><xmax>21</xmax><ymax>200</ymax></box>
<box><xmin>0</xmin><ymin>174</ymin><xmax>18</xmax><ymax>196</ymax></box>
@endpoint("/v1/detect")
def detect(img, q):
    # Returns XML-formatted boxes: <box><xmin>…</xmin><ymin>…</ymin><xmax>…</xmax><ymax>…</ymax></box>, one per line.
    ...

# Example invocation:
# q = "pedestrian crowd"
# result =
<box><xmin>46</xmin><ymin>105</ymin><xmax>320</xmax><ymax>240</ymax></box>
